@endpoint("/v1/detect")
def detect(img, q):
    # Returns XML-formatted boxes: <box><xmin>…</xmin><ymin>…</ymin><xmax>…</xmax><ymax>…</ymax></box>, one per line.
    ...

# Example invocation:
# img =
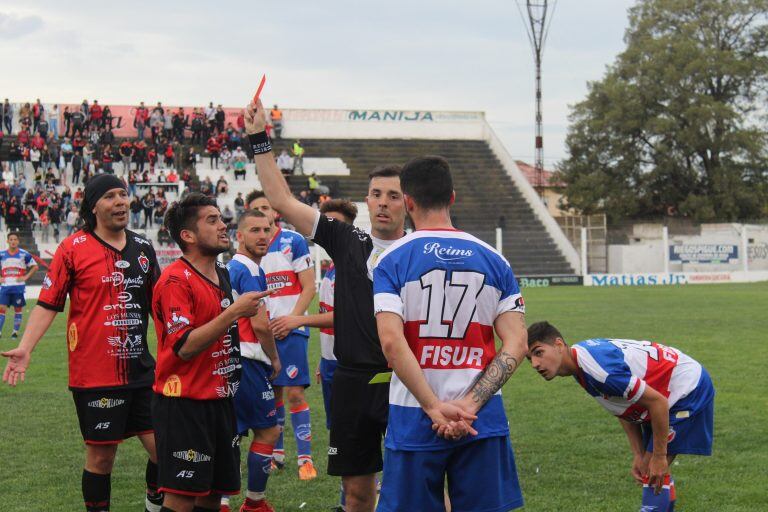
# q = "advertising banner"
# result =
<box><xmin>669</xmin><ymin>244</ymin><xmax>738</xmax><ymax>264</ymax></box>
<box><xmin>57</xmin><ymin>104</ymin><xmax>245</xmax><ymax>139</ymax></box>
<box><xmin>584</xmin><ymin>271</ymin><xmax>768</xmax><ymax>286</ymax></box>
<box><xmin>517</xmin><ymin>275</ymin><xmax>583</xmax><ymax>288</ymax></box>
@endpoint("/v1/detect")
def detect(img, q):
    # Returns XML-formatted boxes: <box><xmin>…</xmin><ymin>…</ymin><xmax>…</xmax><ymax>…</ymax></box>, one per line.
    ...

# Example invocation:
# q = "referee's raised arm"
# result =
<box><xmin>244</xmin><ymin>100</ymin><xmax>318</xmax><ymax>237</ymax></box>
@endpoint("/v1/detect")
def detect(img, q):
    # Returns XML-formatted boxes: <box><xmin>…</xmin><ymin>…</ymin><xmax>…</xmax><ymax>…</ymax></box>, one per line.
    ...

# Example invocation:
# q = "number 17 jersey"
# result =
<box><xmin>373</xmin><ymin>229</ymin><xmax>525</xmax><ymax>450</ymax></box>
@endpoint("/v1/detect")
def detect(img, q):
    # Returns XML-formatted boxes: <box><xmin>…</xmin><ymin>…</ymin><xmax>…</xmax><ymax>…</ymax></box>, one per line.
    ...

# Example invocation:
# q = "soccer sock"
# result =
<box><xmin>82</xmin><ymin>470</ymin><xmax>111</xmax><ymax>512</ymax></box>
<box><xmin>641</xmin><ymin>474</ymin><xmax>674</xmax><ymax>511</ymax></box>
<box><xmin>145</xmin><ymin>460</ymin><xmax>163</xmax><ymax>512</ymax></box>
<box><xmin>0</xmin><ymin>313</ymin><xmax>6</xmax><ymax>332</ymax></box>
<box><xmin>247</xmin><ymin>441</ymin><xmax>273</xmax><ymax>499</ymax></box>
<box><xmin>273</xmin><ymin>401</ymin><xmax>285</xmax><ymax>463</ymax></box>
<box><xmin>291</xmin><ymin>403</ymin><xmax>312</xmax><ymax>465</ymax></box>
<box><xmin>12</xmin><ymin>311</ymin><xmax>22</xmax><ymax>332</ymax></box>
<box><xmin>668</xmin><ymin>478</ymin><xmax>676</xmax><ymax>512</ymax></box>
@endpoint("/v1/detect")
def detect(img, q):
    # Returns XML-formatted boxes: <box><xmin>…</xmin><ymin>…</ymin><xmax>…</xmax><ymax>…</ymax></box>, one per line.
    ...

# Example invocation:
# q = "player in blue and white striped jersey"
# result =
<box><xmin>0</xmin><ymin>232</ymin><xmax>38</xmax><ymax>338</ymax></box>
<box><xmin>373</xmin><ymin>156</ymin><xmax>528</xmax><ymax>512</ymax></box>
<box><xmin>527</xmin><ymin>321</ymin><xmax>715</xmax><ymax>512</ymax></box>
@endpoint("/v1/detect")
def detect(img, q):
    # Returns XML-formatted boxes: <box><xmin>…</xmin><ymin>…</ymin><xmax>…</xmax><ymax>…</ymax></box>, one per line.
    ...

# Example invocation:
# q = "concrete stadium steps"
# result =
<box><xmin>276</xmin><ymin>138</ymin><xmax>572</xmax><ymax>275</ymax></box>
<box><xmin>1</xmin><ymin>136</ymin><xmax>572</xmax><ymax>274</ymax></box>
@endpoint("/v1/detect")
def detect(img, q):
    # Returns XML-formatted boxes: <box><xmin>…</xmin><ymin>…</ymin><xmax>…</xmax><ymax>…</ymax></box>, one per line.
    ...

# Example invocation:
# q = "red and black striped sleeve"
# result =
<box><xmin>37</xmin><ymin>243</ymin><xmax>74</xmax><ymax>312</ymax></box>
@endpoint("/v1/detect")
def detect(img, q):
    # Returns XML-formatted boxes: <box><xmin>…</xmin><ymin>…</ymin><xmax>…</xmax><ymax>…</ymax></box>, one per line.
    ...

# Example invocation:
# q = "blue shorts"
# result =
<box><xmin>0</xmin><ymin>289</ymin><xmax>25</xmax><ymax>308</ymax></box>
<box><xmin>273</xmin><ymin>332</ymin><xmax>310</xmax><ymax>387</ymax></box>
<box><xmin>377</xmin><ymin>435</ymin><xmax>524</xmax><ymax>512</ymax></box>
<box><xmin>642</xmin><ymin>397</ymin><xmax>714</xmax><ymax>456</ymax></box>
<box><xmin>234</xmin><ymin>358</ymin><xmax>277</xmax><ymax>433</ymax></box>
<box><xmin>319</xmin><ymin>358</ymin><xmax>337</xmax><ymax>429</ymax></box>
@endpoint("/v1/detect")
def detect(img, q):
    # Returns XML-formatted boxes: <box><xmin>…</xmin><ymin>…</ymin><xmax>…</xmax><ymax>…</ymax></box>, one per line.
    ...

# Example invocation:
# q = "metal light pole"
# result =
<box><xmin>517</xmin><ymin>1</ymin><xmax>557</xmax><ymax>196</ymax></box>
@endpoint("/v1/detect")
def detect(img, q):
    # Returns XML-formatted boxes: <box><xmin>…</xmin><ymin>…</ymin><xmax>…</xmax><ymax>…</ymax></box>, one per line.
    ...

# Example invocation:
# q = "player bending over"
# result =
<box><xmin>527</xmin><ymin>321</ymin><xmax>715</xmax><ymax>512</ymax></box>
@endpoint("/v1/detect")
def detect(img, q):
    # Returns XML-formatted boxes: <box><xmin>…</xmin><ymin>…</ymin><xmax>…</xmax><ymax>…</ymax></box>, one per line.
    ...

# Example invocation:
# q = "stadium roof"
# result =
<box><xmin>515</xmin><ymin>160</ymin><xmax>564</xmax><ymax>188</ymax></box>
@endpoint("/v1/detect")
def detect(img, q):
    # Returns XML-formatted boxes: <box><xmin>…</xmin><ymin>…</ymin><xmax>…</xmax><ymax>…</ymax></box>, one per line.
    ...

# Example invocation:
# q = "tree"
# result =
<box><xmin>557</xmin><ymin>0</ymin><xmax>768</xmax><ymax>222</ymax></box>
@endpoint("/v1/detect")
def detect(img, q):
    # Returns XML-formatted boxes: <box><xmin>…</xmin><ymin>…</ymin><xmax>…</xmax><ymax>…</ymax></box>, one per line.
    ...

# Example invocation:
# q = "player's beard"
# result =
<box><xmin>241</xmin><ymin>240</ymin><xmax>267</xmax><ymax>261</ymax></box>
<box><xmin>198</xmin><ymin>237</ymin><xmax>229</xmax><ymax>257</ymax></box>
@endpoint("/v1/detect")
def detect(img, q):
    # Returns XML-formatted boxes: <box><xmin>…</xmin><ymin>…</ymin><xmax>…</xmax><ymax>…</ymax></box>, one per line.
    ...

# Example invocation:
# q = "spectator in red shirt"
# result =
<box><xmin>17</xmin><ymin>128</ymin><xmax>30</xmax><ymax>148</ymax></box>
<box><xmin>72</xmin><ymin>135</ymin><xmax>86</xmax><ymax>154</ymax></box>
<box><xmin>163</xmin><ymin>144</ymin><xmax>174</xmax><ymax>170</ymax></box>
<box><xmin>32</xmin><ymin>99</ymin><xmax>44</xmax><ymax>133</ymax></box>
<box><xmin>148</xmin><ymin>147</ymin><xmax>157</xmax><ymax>173</ymax></box>
<box><xmin>30</xmin><ymin>133</ymin><xmax>45</xmax><ymax>151</ymax></box>
<box><xmin>89</xmin><ymin>100</ymin><xmax>103</xmax><ymax>129</ymax></box>
<box><xmin>134</xmin><ymin>139</ymin><xmax>148</xmax><ymax>174</ymax></box>
<box><xmin>206</xmin><ymin>135</ymin><xmax>221</xmax><ymax>169</ymax></box>
<box><xmin>134</xmin><ymin>102</ymin><xmax>149</xmax><ymax>139</ymax></box>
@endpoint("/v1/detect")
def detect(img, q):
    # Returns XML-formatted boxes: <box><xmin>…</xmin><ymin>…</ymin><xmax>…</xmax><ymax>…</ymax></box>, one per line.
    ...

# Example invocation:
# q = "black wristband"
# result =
<box><xmin>248</xmin><ymin>131</ymin><xmax>272</xmax><ymax>155</ymax></box>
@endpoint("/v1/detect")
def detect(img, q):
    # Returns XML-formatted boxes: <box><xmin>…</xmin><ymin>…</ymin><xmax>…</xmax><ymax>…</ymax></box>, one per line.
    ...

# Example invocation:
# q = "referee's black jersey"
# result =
<box><xmin>312</xmin><ymin>213</ymin><xmax>395</xmax><ymax>371</ymax></box>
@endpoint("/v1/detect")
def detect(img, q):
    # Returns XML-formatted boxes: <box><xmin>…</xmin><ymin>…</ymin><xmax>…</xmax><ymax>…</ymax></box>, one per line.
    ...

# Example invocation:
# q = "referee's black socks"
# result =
<box><xmin>82</xmin><ymin>469</ymin><xmax>110</xmax><ymax>512</ymax></box>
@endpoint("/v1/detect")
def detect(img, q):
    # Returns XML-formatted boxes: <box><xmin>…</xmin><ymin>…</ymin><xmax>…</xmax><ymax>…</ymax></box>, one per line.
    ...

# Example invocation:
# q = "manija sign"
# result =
<box><xmin>348</xmin><ymin>111</ymin><xmax>434</xmax><ymax>122</ymax></box>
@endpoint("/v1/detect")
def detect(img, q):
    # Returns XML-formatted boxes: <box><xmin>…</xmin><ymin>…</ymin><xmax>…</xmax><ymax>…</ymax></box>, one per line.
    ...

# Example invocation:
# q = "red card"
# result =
<box><xmin>253</xmin><ymin>74</ymin><xmax>266</xmax><ymax>104</ymax></box>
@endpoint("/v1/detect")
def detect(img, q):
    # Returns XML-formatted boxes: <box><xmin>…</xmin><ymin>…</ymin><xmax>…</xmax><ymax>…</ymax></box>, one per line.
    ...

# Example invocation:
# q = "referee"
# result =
<box><xmin>244</xmin><ymin>100</ymin><xmax>406</xmax><ymax>512</ymax></box>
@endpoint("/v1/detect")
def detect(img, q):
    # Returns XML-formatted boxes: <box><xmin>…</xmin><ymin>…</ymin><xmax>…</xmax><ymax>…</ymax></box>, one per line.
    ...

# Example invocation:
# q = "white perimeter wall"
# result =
<box><xmin>609</xmin><ymin>223</ymin><xmax>768</xmax><ymax>273</ymax></box>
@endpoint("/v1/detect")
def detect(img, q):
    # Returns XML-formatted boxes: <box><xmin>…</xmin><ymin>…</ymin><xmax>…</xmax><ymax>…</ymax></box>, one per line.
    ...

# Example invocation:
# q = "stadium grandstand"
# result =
<box><xmin>0</xmin><ymin>100</ymin><xmax>580</xmax><ymax>287</ymax></box>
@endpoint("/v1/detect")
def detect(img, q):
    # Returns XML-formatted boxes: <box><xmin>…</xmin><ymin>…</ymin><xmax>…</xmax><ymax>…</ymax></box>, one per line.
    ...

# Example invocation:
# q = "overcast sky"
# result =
<box><xmin>0</xmin><ymin>0</ymin><xmax>637</xmax><ymax>166</ymax></box>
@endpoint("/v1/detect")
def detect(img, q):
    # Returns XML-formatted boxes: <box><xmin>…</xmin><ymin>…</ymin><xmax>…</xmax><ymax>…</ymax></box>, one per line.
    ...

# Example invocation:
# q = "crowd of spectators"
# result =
<box><xmin>1</xmin><ymin>98</ymin><xmax>336</xmax><ymax>249</ymax></box>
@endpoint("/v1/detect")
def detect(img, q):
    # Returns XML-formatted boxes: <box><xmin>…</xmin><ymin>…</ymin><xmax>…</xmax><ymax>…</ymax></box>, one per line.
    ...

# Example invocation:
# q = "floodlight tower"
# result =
<box><xmin>517</xmin><ymin>0</ymin><xmax>556</xmax><ymax>195</ymax></box>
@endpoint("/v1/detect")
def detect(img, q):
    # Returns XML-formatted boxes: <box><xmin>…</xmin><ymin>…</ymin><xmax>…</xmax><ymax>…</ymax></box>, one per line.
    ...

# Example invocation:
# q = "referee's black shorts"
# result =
<box><xmin>152</xmin><ymin>394</ymin><xmax>241</xmax><ymax>497</ymax></box>
<box><xmin>327</xmin><ymin>367</ymin><xmax>390</xmax><ymax>477</ymax></box>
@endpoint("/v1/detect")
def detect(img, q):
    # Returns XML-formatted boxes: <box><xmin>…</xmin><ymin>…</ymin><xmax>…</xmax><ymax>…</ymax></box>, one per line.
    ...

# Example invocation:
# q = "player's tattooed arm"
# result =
<box><xmin>468</xmin><ymin>350</ymin><xmax>519</xmax><ymax>407</ymax></box>
<box><xmin>462</xmin><ymin>311</ymin><xmax>528</xmax><ymax>413</ymax></box>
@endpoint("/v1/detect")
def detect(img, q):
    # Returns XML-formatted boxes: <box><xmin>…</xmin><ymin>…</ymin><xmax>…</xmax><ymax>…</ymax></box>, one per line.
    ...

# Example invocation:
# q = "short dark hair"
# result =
<box><xmin>7</xmin><ymin>232</ymin><xmax>19</xmax><ymax>241</ymax></box>
<box><xmin>320</xmin><ymin>199</ymin><xmax>358</xmax><ymax>222</ymax></box>
<box><xmin>237</xmin><ymin>208</ymin><xmax>268</xmax><ymax>228</ymax></box>
<box><xmin>527</xmin><ymin>321</ymin><xmax>565</xmax><ymax>348</ymax></box>
<box><xmin>245</xmin><ymin>189</ymin><xmax>266</xmax><ymax>207</ymax></box>
<box><xmin>400</xmin><ymin>156</ymin><xmax>453</xmax><ymax>210</ymax></box>
<box><xmin>164</xmin><ymin>193</ymin><xmax>218</xmax><ymax>251</ymax></box>
<box><xmin>368</xmin><ymin>164</ymin><xmax>401</xmax><ymax>181</ymax></box>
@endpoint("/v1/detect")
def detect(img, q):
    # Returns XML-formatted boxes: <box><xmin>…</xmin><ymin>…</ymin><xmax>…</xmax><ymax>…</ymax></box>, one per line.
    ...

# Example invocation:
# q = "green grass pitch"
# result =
<box><xmin>1</xmin><ymin>283</ymin><xmax>766</xmax><ymax>511</ymax></box>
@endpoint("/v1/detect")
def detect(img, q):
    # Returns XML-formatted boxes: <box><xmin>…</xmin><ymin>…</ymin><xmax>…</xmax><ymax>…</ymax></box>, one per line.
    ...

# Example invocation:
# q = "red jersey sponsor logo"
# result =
<box><xmin>266</xmin><ymin>270</ymin><xmax>301</xmax><ymax>297</ymax></box>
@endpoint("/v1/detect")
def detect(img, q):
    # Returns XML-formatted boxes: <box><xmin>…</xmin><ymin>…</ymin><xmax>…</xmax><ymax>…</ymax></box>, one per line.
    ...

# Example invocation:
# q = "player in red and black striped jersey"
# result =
<box><xmin>152</xmin><ymin>193</ymin><xmax>270</xmax><ymax>512</ymax></box>
<box><xmin>2</xmin><ymin>174</ymin><xmax>164</xmax><ymax>512</ymax></box>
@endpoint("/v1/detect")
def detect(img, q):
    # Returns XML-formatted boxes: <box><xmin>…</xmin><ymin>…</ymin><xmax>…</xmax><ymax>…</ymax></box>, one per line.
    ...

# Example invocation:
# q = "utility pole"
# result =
<box><xmin>517</xmin><ymin>1</ymin><xmax>557</xmax><ymax>196</ymax></box>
